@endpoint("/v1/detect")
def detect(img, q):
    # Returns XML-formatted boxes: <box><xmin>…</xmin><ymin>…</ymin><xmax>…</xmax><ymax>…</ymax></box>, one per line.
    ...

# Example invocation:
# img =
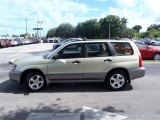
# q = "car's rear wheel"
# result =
<box><xmin>25</xmin><ymin>72</ymin><xmax>46</xmax><ymax>91</ymax></box>
<box><xmin>106</xmin><ymin>71</ymin><xmax>127</xmax><ymax>91</ymax></box>
<box><xmin>153</xmin><ymin>53</ymin><xmax>160</xmax><ymax>60</ymax></box>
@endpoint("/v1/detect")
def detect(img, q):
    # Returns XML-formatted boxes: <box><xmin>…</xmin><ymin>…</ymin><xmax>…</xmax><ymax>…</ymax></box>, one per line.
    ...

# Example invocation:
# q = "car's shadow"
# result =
<box><xmin>0</xmin><ymin>79</ymin><xmax>133</xmax><ymax>95</ymax></box>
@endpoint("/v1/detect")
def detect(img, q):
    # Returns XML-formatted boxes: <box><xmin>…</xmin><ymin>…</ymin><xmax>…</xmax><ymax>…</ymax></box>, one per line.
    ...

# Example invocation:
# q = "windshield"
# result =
<box><xmin>44</xmin><ymin>49</ymin><xmax>57</xmax><ymax>59</ymax></box>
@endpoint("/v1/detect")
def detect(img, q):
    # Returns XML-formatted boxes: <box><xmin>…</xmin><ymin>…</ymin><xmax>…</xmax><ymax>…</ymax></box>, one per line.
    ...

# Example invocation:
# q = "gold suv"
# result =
<box><xmin>9</xmin><ymin>40</ymin><xmax>145</xmax><ymax>91</ymax></box>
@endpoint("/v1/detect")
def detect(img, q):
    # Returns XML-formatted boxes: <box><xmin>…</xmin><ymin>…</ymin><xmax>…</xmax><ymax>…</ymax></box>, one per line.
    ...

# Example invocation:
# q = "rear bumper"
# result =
<box><xmin>128</xmin><ymin>67</ymin><xmax>145</xmax><ymax>80</ymax></box>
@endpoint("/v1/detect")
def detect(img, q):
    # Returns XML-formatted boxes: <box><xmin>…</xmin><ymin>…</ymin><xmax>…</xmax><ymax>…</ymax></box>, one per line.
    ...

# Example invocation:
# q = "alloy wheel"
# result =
<box><xmin>154</xmin><ymin>53</ymin><xmax>160</xmax><ymax>60</ymax></box>
<box><xmin>110</xmin><ymin>74</ymin><xmax>125</xmax><ymax>89</ymax></box>
<box><xmin>28</xmin><ymin>75</ymin><xmax>45</xmax><ymax>91</ymax></box>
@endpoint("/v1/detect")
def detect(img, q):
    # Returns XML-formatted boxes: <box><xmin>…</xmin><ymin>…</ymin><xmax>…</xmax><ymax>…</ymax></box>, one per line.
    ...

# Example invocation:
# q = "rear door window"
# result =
<box><xmin>86</xmin><ymin>43</ymin><xmax>110</xmax><ymax>57</ymax></box>
<box><xmin>111</xmin><ymin>42</ymin><xmax>133</xmax><ymax>56</ymax></box>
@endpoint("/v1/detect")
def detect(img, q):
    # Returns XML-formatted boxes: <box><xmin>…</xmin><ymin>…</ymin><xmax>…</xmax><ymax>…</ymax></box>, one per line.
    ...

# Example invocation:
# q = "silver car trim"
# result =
<box><xmin>47</xmin><ymin>72</ymin><xmax>106</xmax><ymax>81</ymax></box>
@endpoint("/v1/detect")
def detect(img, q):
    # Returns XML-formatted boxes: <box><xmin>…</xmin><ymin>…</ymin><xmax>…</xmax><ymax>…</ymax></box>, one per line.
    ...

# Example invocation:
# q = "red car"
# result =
<box><xmin>5</xmin><ymin>39</ymin><xmax>12</xmax><ymax>47</ymax></box>
<box><xmin>0</xmin><ymin>39</ymin><xmax>7</xmax><ymax>48</ymax></box>
<box><xmin>135</xmin><ymin>42</ymin><xmax>160</xmax><ymax>60</ymax></box>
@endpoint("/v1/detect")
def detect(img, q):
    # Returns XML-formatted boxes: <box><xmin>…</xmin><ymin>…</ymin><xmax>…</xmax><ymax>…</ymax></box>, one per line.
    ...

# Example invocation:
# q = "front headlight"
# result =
<box><xmin>11</xmin><ymin>64</ymin><xmax>17</xmax><ymax>71</ymax></box>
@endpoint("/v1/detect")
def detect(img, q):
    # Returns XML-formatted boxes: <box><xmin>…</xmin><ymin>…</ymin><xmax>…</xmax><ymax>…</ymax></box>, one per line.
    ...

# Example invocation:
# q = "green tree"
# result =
<box><xmin>138</xmin><ymin>31</ymin><xmax>151</xmax><ymax>38</ymax></box>
<box><xmin>125</xmin><ymin>28</ymin><xmax>137</xmax><ymax>38</ymax></box>
<box><xmin>133</xmin><ymin>25</ymin><xmax>142</xmax><ymax>33</ymax></box>
<box><xmin>75</xmin><ymin>19</ymin><xmax>100</xmax><ymax>39</ymax></box>
<box><xmin>46</xmin><ymin>28</ymin><xmax>57</xmax><ymax>38</ymax></box>
<box><xmin>118</xmin><ymin>17</ymin><xmax>128</xmax><ymax>38</ymax></box>
<box><xmin>99</xmin><ymin>15</ymin><xmax>127</xmax><ymax>38</ymax></box>
<box><xmin>55</xmin><ymin>23</ymin><xmax>75</xmax><ymax>38</ymax></box>
<box><xmin>147</xmin><ymin>24</ymin><xmax>160</xmax><ymax>31</ymax></box>
<box><xmin>20</xmin><ymin>34</ymin><xmax>25</xmax><ymax>37</ymax></box>
<box><xmin>75</xmin><ymin>22</ymin><xmax>83</xmax><ymax>37</ymax></box>
<box><xmin>151</xmin><ymin>30</ymin><xmax>160</xmax><ymax>38</ymax></box>
<box><xmin>138</xmin><ymin>29</ymin><xmax>160</xmax><ymax>39</ymax></box>
<box><xmin>12</xmin><ymin>34</ymin><xmax>18</xmax><ymax>37</ymax></box>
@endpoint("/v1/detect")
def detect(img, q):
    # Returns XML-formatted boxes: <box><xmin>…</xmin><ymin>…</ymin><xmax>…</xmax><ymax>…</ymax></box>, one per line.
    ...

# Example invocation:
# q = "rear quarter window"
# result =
<box><xmin>111</xmin><ymin>42</ymin><xmax>133</xmax><ymax>56</ymax></box>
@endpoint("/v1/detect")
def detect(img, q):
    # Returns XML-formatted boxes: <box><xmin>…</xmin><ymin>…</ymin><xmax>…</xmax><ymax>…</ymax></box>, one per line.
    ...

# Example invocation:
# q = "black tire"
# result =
<box><xmin>106</xmin><ymin>70</ymin><xmax>128</xmax><ymax>91</ymax></box>
<box><xmin>153</xmin><ymin>53</ymin><xmax>160</xmax><ymax>60</ymax></box>
<box><xmin>25</xmin><ymin>72</ymin><xmax>46</xmax><ymax>92</ymax></box>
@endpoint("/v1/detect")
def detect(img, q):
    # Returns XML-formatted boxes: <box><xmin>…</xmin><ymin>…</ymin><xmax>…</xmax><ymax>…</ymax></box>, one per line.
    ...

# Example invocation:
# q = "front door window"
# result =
<box><xmin>59</xmin><ymin>44</ymin><xmax>83</xmax><ymax>59</ymax></box>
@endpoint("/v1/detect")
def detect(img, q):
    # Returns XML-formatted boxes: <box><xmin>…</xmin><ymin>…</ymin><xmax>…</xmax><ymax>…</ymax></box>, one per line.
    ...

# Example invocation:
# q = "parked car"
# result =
<box><xmin>9</xmin><ymin>39</ymin><xmax>18</xmax><ymax>46</ymax></box>
<box><xmin>15</xmin><ymin>39</ymin><xmax>23</xmax><ymax>45</ymax></box>
<box><xmin>135</xmin><ymin>42</ymin><xmax>160</xmax><ymax>60</ymax></box>
<box><xmin>21</xmin><ymin>39</ymin><xmax>30</xmax><ymax>45</ymax></box>
<box><xmin>0</xmin><ymin>40</ymin><xmax>6</xmax><ymax>48</ymax></box>
<box><xmin>0</xmin><ymin>40</ymin><xmax>2</xmax><ymax>48</ymax></box>
<box><xmin>0</xmin><ymin>39</ymin><xmax>8</xmax><ymax>48</ymax></box>
<box><xmin>32</xmin><ymin>39</ymin><xmax>40</xmax><ymax>44</ymax></box>
<box><xmin>4</xmin><ymin>39</ymin><xmax>12</xmax><ymax>47</ymax></box>
<box><xmin>48</xmin><ymin>39</ymin><xmax>54</xmax><ymax>43</ymax></box>
<box><xmin>151</xmin><ymin>40</ymin><xmax>160</xmax><ymax>46</ymax></box>
<box><xmin>140</xmin><ymin>38</ymin><xmax>153</xmax><ymax>45</ymax></box>
<box><xmin>20</xmin><ymin>39</ymin><xmax>27</xmax><ymax>45</ymax></box>
<box><xmin>52</xmin><ymin>38</ymin><xmax>83</xmax><ymax>50</ymax></box>
<box><xmin>9</xmin><ymin>40</ymin><xmax>145</xmax><ymax>91</ymax></box>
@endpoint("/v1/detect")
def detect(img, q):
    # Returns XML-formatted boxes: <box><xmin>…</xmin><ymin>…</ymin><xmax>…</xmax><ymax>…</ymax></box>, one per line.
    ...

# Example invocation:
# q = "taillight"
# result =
<box><xmin>139</xmin><ymin>55</ymin><xmax>142</xmax><ymax>67</ymax></box>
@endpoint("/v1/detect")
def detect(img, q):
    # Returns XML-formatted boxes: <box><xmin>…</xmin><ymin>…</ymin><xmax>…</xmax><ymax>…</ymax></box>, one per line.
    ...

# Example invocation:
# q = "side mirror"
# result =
<box><xmin>53</xmin><ymin>54</ymin><xmax>59</xmax><ymax>60</ymax></box>
<box><xmin>43</xmin><ymin>54</ymin><xmax>48</xmax><ymax>59</ymax></box>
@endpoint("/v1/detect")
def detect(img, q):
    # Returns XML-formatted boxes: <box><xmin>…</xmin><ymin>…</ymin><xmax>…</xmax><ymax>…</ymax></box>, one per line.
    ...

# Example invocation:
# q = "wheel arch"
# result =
<box><xmin>20</xmin><ymin>69</ymin><xmax>46</xmax><ymax>85</ymax></box>
<box><xmin>105</xmin><ymin>67</ymin><xmax>130</xmax><ymax>84</ymax></box>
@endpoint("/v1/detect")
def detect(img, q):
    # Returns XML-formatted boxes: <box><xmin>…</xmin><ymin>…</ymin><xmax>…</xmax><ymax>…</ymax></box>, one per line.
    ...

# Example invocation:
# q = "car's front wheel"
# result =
<box><xmin>106</xmin><ymin>71</ymin><xmax>127</xmax><ymax>91</ymax></box>
<box><xmin>25</xmin><ymin>72</ymin><xmax>46</xmax><ymax>91</ymax></box>
<box><xmin>153</xmin><ymin>53</ymin><xmax>160</xmax><ymax>60</ymax></box>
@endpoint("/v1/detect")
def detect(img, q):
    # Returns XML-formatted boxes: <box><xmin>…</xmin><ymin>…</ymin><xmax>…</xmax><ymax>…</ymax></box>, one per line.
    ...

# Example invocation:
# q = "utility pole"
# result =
<box><xmin>37</xmin><ymin>21</ymin><xmax>43</xmax><ymax>40</ymax></box>
<box><xmin>26</xmin><ymin>18</ymin><xmax>27</xmax><ymax>34</ymax></box>
<box><xmin>34</xmin><ymin>20</ymin><xmax>43</xmax><ymax>40</ymax></box>
<box><xmin>109</xmin><ymin>22</ymin><xmax>110</xmax><ymax>39</ymax></box>
<box><xmin>25</xmin><ymin>18</ymin><xmax>28</xmax><ymax>39</ymax></box>
<box><xmin>37</xmin><ymin>21</ymin><xmax>39</xmax><ymax>39</ymax></box>
<box><xmin>39</xmin><ymin>21</ymin><xmax>43</xmax><ymax>40</ymax></box>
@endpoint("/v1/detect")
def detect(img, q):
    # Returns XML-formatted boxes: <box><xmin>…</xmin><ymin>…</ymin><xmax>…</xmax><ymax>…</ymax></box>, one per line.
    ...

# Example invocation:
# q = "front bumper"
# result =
<box><xmin>128</xmin><ymin>67</ymin><xmax>146</xmax><ymax>80</ymax></box>
<box><xmin>9</xmin><ymin>71</ymin><xmax>22</xmax><ymax>83</ymax></box>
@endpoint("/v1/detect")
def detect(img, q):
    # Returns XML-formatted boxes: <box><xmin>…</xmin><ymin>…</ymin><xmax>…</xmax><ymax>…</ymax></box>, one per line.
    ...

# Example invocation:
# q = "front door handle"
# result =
<box><xmin>72</xmin><ymin>60</ymin><xmax>81</xmax><ymax>64</ymax></box>
<box><xmin>104</xmin><ymin>59</ymin><xmax>112</xmax><ymax>62</ymax></box>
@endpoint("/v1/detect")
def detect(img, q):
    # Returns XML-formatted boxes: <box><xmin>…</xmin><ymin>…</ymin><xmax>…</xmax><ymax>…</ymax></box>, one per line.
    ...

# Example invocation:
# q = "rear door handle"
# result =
<box><xmin>104</xmin><ymin>59</ymin><xmax>112</xmax><ymax>62</ymax></box>
<box><xmin>72</xmin><ymin>60</ymin><xmax>81</xmax><ymax>64</ymax></box>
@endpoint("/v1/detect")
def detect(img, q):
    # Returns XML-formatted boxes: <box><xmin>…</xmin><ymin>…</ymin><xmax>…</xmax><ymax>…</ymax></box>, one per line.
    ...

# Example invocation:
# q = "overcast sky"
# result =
<box><xmin>0</xmin><ymin>0</ymin><xmax>160</xmax><ymax>36</ymax></box>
